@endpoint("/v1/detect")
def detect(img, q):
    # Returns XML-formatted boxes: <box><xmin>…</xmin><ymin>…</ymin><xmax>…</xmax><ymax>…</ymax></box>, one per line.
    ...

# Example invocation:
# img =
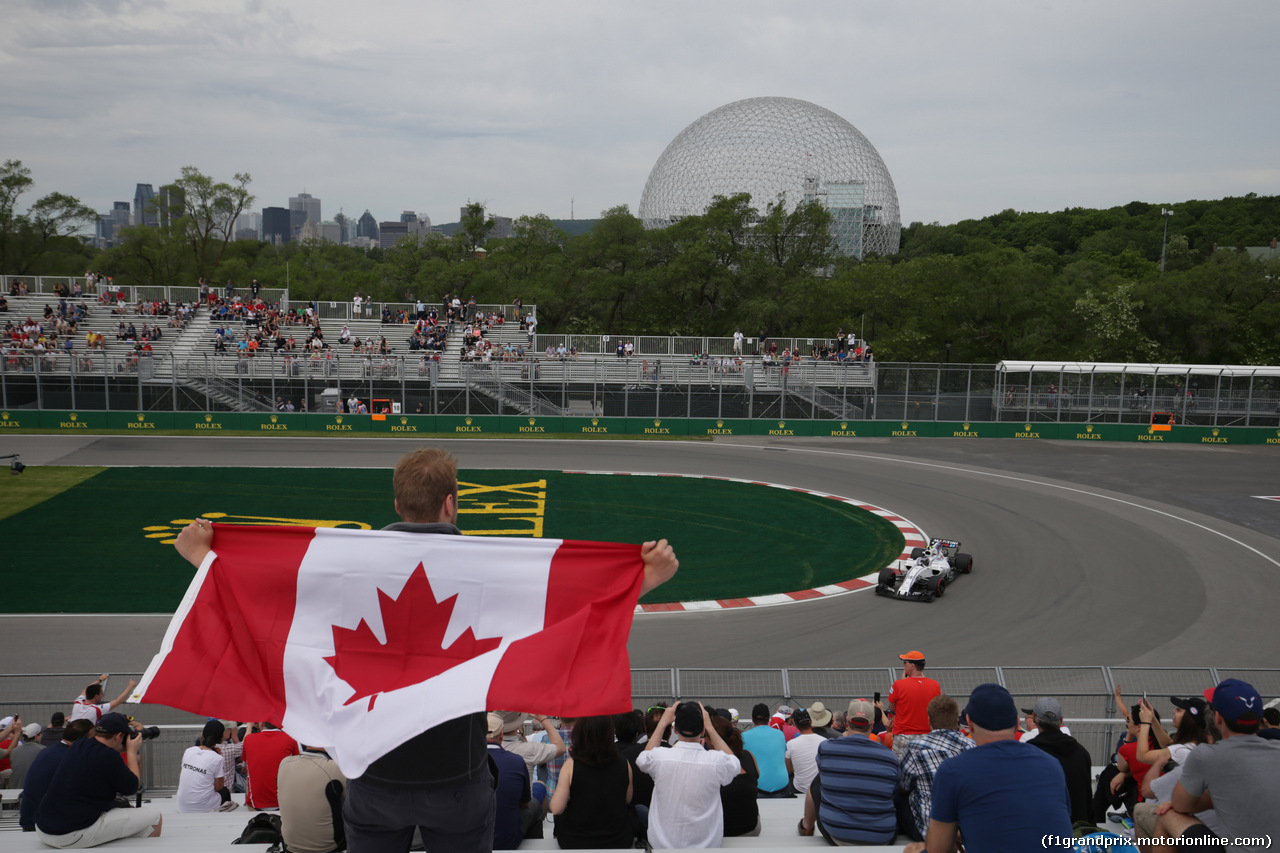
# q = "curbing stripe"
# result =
<box><xmin>562</xmin><ymin>471</ymin><xmax>927</xmax><ymax>614</ymax></box>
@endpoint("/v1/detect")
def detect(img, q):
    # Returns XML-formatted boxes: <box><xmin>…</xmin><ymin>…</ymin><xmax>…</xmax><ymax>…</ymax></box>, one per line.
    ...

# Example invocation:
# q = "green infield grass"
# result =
<box><xmin>0</xmin><ymin>467</ymin><xmax>903</xmax><ymax>613</ymax></box>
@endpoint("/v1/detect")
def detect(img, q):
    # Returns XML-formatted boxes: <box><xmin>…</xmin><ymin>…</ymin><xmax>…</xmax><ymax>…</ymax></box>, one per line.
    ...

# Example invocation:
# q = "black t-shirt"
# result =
<box><xmin>721</xmin><ymin>750</ymin><xmax>760</xmax><ymax>836</ymax></box>
<box><xmin>35</xmin><ymin>738</ymin><xmax>139</xmax><ymax>835</ymax></box>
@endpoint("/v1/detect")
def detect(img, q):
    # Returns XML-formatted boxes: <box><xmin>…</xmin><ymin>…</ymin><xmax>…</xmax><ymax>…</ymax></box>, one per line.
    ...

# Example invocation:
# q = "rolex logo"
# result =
<box><xmin>1024</xmin><ymin>423</ymin><xmax>1032</xmax><ymax>431</ymax></box>
<box><xmin>1086</xmin><ymin>425</ymin><xmax>1093</xmax><ymax>433</ymax></box>
<box><xmin>1</xmin><ymin>412</ymin><xmax>8</xmax><ymax>421</ymax></box>
<box><xmin>654</xmin><ymin>419</ymin><xmax>661</xmax><ymax>427</ymax></box>
<box><xmin>335</xmin><ymin>415</ymin><xmax>343</xmax><ymax>423</ymax></box>
<box><xmin>270</xmin><ymin>414</ymin><xmax>279</xmax><ymax>423</ymax></box>
<box><xmin>901</xmin><ymin>422</ymin><xmax>909</xmax><ymax>430</ymax></box>
<box><xmin>137</xmin><ymin>413</ymin><xmax>146</xmax><ymax>422</ymax></box>
<box><xmin>1212</xmin><ymin>428</ymin><xmax>1220</xmax><ymax>436</ymax></box>
<box><xmin>591</xmin><ymin>418</ymin><xmax>599</xmax><ymax>426</ymax></box>
<box><xmin>465</xmin><ymin>417</ymin><xmax>473</xmax><ymax>425</ymax></box>
<box><xmin>778</xmin><ymin>421</ymin><xmax>786</xmax><ymax>429</ymax></box>
<box><xmin>840</xmin><ymin>422</ymin><xmax>847</xmax><ymax>429</ymax></box>
<box><xmin>963</xmin><ymin>422</ymin><xmax>970</xmax><ymax>430</ymax></box>
<box><xmin>400</xmin><ymin>416</ymin><xmax>408</xmax><ymax>425</ymax></box>
<box><xmin>70</xmin><ymin>413</ymin><xmax>78</xmax><ymax>421</ymax></box>
<box><xmin>528</xmin><ymin>418</ymin><xmax>536</xmax><ymax>426</ymax></box>
<box><xmin>717</xmin><ymin>420</ymin><xmax>724</xmax><ymax>428</ymax></box>
<box><xmin>204</xmin><ymin>414</ymin><xmax>213</xmax><ymax>422</ymax></box>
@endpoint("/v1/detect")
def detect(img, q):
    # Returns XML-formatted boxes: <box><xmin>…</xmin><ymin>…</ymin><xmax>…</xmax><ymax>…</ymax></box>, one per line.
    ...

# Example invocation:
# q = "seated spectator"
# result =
<box><xmin>896</xmin><ymin>694</ymin><xmax>974</xmax><ymax>843</ymax></box>
<box><xmin>177</xmin><ymin>719</ymin><xmax>234</xmax><ymax>813</ymax></box>
<box><xmin>741</xmin><ymin>702</ymin><xmax>790</xmax><ymax>797</ymax></box>
<box><xmin>801</xmin><ymin>698</ymin><xmax>899</xmax><ymax>845</ymax></box>
<box><xmin>1259</xmin><ymin>701</ymin><xmax>1280</xmax><ymax>741</ymax></box>
<box><xmin>0</xmin><ymin>716</ymin><xmax>22</xmax><ymax>787</ymax></box>
<box><xmin>903</xmin><ymin>684</ymin><xmax>1070</xmax><ymax>853</ymax></box>
<box><xmin>276</xmin><ymin>743</ymin><xmax>346</xmax><ymax>853</ymax></box>
<box><xmin>1133</xmin><ymin>695</ymin><xmax>1212</xmax><ymax>845</ymax></box>
<box><xmin>9</xmin><ymin>722</ymin><xmax>47</xmax><ymax>788</ymax></box>
<box><xmin>710</xmin><ymin>715</ymin><xmax>759</xmax><ymax>838</ymax></box>
<box><xmin>242</xmin><ymin>721</ymin><xmax>300</xmax><ymax>810</ymax></box>
<box><xmin>636</xmin><ymin>702</ymin><xmax>739</xmax><ymax>849</ymax></box>
<box><xmin>34</xmin><ymin>713</ymin><xmax>163</xmax><ymax>846</ymax></box>
<box><xmin>486</xmin><ymin>714</ymin><xmax>531</xmax><ymax>850</ymax></box>
<box><xmin>784</xmin><ymin>708</ymin><xmax>824</xmax><ymax>796</ymax></box>
<box><xmin>19</xmin><ymin>718</ymin><xmax>94</xmax><ymax>831</ymax></box>
<box><xmin>1019</xmin><ymin>699</ymin><xmax>1074</xmax><ymax>741</ymax></box>
<box><xmin>497</xmin><ymin>712</ymin><xmax>566</xmax><ymax>816</ymax></box>
<box><xmin>1025</xmin><ymin>696</ymin><xmax>1093</xmax><ymax>824</ymax></box>
<box><xmin>809</xmin><ymin>702</ymin><xmax>839</xmax><ymax>739</ymax></box>
<box><xmin>40</xmin><ymin>712</ymin><xmax>66</xmax><ymax>746</ymax></box>
<box><xmin>70</xmin><ymin>674</ymin><xmax>137</xmax><ymax>725</ymax></box>
<box><xmin>1161</xmin><ymin>679</ymin><xmax>1280</xmax><ymax>847</ymax></box>
<box><xmin>551</xmin><ymin>714</ymin><xmax>636</xmax><ymax>849</ymax></box>
<box><xmin>613</xmin><ymin>711</ymin><xmax>653</xmax><ymax>837</ymax></box>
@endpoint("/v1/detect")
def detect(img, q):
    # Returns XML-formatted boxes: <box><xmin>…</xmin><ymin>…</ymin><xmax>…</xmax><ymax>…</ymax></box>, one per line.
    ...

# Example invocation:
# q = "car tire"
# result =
<box><xmin>878</xmin><ymin>567</ymin><xmax>895</xmax><ymax>588</ymax></box>
<box><xmin>955</xmin><ymin>554</ymin><xmax>973</xmax><ymax>574</ymax></box>
<box><xmin>932</xmin><ymin>577</ymin><xmax>946</xmax><ymax>598</ymax></box>
<box><xmin>910</xmin><ymin>547</ymin><xmax>925</xmax><ymax>560</ymax></box>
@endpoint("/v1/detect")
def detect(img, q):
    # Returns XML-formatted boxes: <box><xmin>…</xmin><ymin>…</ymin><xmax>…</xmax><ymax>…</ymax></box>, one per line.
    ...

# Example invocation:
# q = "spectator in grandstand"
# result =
<box><xmin>903</xmin><ymin>684</ymin><xmax>1070</xmax><ymax>853</ymax></box>
<box><xmin>741</xmin><ymin>703</ymin><xmax>790</xmax><ymax>797</ymax></box>
<box><xmin>799</xmin><ymin>697</ymin><xmax>898</xmax><ymax>845</ymax></box>
<box><xmin>809</xmin><ymin>702</ymin><xmax>839</xmax><ymax>739</ymax></box>
<box><xmin>709</xmin><ymin>715</ymin><xmax>759</xmax><ymax>838</ymax></box>
<box><xmin>1155</xmin><ymin>679</ymin><xmax>1280</xmax><ymax>848</ymax></box>
<box><xmin>242</xmin><ymin>721</ymin><xmax>300</xmax><ymax>810</ymax></box>
<box><xmin>1025</xmin><ymin>696</ymin><xmax>1093</xmax><ymax>824</ymax></box>
<box><xmin>895</xmin><ymin>694</ymin><xmax>973</xmax><ymax>843</ymax></box>
<box><xmin>770</xmin><ymin>705</ymin><xmax>800</xmax><ymax>740</ymax></box>
<box><xmin>549</xmin><ymin>714</ymin><xmax>636</xmax><ymax>849</ymax></box>
<box><xmin>636</xmin><ymin>702</ymin><xmax>739</xmax><ymax>849</ymax></box>
<box><xmin>177</xmin><ymin>719</ymin><xmax>234</xmax><ymax>813</ymax></box>
<box><xmin>70</xmin><ymin>674</ymin><xmax>137</xmax><ymax>724</ymax></box>
<box><xmin>277</xmin><ymin>743</ymin><xmax>346</xmax><ymax>853</ymax></box>
<box><xmin>886</xmin><ymin>650</ymin><xmax>941</xmax><ymax>759</ymax></box>
<box><xmin>34</xmin><ymin>713</ymin><xmax>163</xmax><ymax>846</ymax></box>
<box><xmin>784</xmin><ymin>708</ymin><xmax>824</xmax><ymax>796</ymax></box>
<box><xmin>613</xmin><ymin>710</ymin><xmax>653</xmax><ymax>837</ymax></box>
<box><xmin>213</xmin><ymin>719</ymin><xmax>244</xmax><ymax>793</ymax></box>
<box><xmin>0</xmin><ymin>716</ymin><xmax>23</xmax><ymax>787</ymax></box>
<box><xmin>484</xmin><ymin>713</ymin><xmax>532</xmax><ymax>849</ymax></box>
<box><xmin>9</xmin><ymin>722</ymin><xmax>47</xmax><ymax>787</ymax></box>
<box><xmin>1093</xmin><ymin>701</ymin><xmax>1156</xmax><ymax>822</ymax></box>
<box><xmin>1259</xmin><ymin>701</ymin><xmax>1280</xmax><ymax>740</ymax></box>
<box><xmin>40</xmin><ymin>713</ymin><xmax>66</xmax><ymax>746</ymax></box>
<box><xmin>497</xmin><ymin>712</ymin><xmax>566</xmax><ymax>813</ymax></box>
<box><xmin>1133</xmin><ymin>695</ymin><xmax>1214</xmax><ymax>846</ymax></box>
<box><xmin>1019</xmin><ymin>699</ymin><xmax>1074</xmax><ymax>742</ymax></box>
<box><xmin>19</xmin><ymin>718</ymin><xmax>94</xmax><ymax>831</ymax></box>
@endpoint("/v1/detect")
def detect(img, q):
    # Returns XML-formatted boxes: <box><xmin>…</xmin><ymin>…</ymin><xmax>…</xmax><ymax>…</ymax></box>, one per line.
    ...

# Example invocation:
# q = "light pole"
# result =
<box><xmin>1159</xmin><ymin>208</ymin><xmax>1174</xmax><ymax>277</ymax></box>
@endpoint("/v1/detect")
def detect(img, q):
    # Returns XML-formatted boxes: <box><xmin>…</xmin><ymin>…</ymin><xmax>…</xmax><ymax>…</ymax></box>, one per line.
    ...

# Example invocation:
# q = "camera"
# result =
<box><xmin>129</xmin><ymin>725</ymin><xmax>161</xmax><ymax>741</ymax></box>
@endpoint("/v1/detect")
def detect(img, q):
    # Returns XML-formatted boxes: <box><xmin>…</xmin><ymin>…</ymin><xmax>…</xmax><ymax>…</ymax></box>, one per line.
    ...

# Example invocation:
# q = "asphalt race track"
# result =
<box><xmin>4</xmin><ymin>434</ymin><xmax>1279</xmax><ymax>673</ymax></box>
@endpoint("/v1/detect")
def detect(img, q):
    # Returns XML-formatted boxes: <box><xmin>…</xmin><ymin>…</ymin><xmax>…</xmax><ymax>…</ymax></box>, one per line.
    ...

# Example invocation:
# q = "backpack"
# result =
<box><xmin>232</xmin><ymin>812</ymin><xmax>283</xmax><ymax>846</ymax></box>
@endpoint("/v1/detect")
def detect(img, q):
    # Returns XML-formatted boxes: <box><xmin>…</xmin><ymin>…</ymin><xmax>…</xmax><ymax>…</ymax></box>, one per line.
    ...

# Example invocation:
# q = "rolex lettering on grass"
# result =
<box><xmin>133</xmin><ymin>526</ymin><xmax>645</xmax><ymax>778</ymax></box>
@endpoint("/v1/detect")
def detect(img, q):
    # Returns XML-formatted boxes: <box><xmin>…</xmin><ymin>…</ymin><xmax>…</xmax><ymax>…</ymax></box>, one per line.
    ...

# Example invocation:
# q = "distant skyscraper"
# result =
<box><xmin>357</xmin><ymin>210</ymin><xmax>379</xmax><ymax>242</ymax></box>
<box><xmin>157</xmin><ymin>185</ymin><xmax>184</xmax><ymax>228</ymax></box>
<box><xmin>378</xmin><ymin>221</ymin><xmax>409</xmax><ymax>249</ymax></box>
<box><xmin>134</xmin><ymin>184</ymin><xmax>156</xmax><ymax>227</ymax></box>
<box><xmin>333</xmin><ymin>211</ymin><xmax>349</xmax><ymax>244</ymax></box>
<box><xmin>262</xmin><ymin>206</ymin><xmax>291</xmax><ymax>244</ymax></box>
<box><xmin>289</xmin><ymin>192</ymin><xmax>321</xmax><ymax>226</ymax></box>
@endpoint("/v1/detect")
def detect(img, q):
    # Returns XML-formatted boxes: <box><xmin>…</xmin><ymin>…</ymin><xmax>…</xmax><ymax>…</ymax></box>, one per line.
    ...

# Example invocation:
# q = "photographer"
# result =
<box><xmin>34</xmin><ymin>713</ymin><xmax>162</xmax><ymax>848</ymax></box>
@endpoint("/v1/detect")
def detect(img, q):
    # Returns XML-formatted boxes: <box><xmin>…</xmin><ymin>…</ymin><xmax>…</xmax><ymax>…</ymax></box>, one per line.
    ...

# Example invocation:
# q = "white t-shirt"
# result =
<box><xmin>69</xmin><ymin>696</ymin><xmax>103</xmax><ymax>723</ymax></box>
<box><xmin>785</xmin><ymin>732</ymin><xmax>826</xmax><ymax>793</ymax></box>
<box><xmin>177</xmin><ymin>745</ymin><xmax>225</xmax><ymax>813</ymax></box>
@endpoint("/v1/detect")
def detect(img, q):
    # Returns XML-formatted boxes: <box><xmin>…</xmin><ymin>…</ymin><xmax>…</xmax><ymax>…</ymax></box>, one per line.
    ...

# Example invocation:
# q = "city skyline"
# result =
<box><xmin>3</xmin><ymin>1</ymin><xmax>1278</xmax><ymax>232</ymax></box>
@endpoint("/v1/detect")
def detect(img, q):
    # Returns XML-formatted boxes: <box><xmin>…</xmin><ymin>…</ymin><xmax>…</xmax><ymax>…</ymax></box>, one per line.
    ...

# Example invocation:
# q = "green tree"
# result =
<box><xmin>0</xmin><ymin>159</ymin><xmax>97</xmax><ymax>274</ymax></box>
<box><xmin>166</xmin><ymin>166</ymin><xmax>255</xmax><ymax>277</ymax></box>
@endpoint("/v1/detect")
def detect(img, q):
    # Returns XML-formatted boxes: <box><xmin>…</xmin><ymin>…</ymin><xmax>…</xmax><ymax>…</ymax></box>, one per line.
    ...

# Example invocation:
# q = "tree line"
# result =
<box><xmin>5</xmin><ymin>159</ymin><xmax>1279</xmax><ymax>364</ymax></box>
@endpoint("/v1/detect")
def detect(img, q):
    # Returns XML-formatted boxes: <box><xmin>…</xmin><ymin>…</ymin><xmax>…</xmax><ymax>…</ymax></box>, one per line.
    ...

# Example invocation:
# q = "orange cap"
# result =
<box><xmin>899</xmin><ymin>650</ymin><xmax>926</xmax><ymax>661</ymax></box>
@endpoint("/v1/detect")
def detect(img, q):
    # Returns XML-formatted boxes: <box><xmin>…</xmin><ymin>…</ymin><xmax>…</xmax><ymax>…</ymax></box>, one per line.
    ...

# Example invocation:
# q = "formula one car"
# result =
<box><xmin>874</xmin><ymin>538</ymin><xmax>973</xmax><ymax>602</ymax></box>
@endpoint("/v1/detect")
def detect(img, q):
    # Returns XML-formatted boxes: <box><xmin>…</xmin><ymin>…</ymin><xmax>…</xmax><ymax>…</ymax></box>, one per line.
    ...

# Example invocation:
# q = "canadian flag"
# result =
<box><xmin>133</xmin><ymin>525</ymin><xmax>644</xmax><ymax>778</ymax></box>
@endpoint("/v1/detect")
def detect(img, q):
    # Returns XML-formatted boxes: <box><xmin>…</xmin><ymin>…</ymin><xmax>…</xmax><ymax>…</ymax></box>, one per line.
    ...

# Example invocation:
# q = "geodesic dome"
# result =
<box><xmin>639</xmin><ymin>97</ymin><xmax>901</xmax><ymax>258</ymax></box>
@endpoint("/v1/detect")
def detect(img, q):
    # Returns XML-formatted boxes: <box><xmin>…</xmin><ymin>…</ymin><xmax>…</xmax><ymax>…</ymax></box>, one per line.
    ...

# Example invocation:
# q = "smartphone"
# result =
<box><xmin>874</xmin><ymin>691</ymin><xmax>881</xmax><ymax>704</ymax></box>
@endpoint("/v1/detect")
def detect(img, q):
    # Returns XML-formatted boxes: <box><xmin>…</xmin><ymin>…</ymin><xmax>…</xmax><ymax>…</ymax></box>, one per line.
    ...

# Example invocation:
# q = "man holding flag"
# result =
<box><xmin>159</xmin><ymin>446</ymin><xmax>679</xmax><ymax>853</ymax></box>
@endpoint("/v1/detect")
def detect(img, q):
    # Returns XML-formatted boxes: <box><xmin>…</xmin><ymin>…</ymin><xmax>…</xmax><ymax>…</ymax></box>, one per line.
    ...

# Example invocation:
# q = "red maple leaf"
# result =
<box><xmin>323</xmin><ymin>562</ymin><xmax>502</xmax><ymax>710</ymax></box>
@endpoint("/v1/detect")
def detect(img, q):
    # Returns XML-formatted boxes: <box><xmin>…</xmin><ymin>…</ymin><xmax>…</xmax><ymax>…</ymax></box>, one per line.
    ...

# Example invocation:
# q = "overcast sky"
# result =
<box><xmin>3</xmin><ymin>0</ymin><xmax>1277</xmax><ymax>230</ymax></box>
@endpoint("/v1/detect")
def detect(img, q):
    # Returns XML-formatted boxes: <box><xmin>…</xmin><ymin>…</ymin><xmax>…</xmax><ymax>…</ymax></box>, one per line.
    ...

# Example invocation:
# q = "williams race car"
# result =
<box><xmin>874</xmin><ymin>538</ymin><xmax>973</xmax><ymax>602</ymax></box>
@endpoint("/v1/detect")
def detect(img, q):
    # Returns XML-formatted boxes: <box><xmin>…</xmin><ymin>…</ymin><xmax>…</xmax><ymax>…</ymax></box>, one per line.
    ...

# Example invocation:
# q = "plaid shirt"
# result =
<box><xmin>898</xmin><ymin>728</ymin><xmax>974</xmax><ymax>837</ymax></box>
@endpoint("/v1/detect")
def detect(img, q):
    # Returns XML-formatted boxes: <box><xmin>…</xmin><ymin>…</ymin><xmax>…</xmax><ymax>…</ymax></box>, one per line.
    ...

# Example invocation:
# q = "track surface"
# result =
<box><xmin>4</xmin><ymin>435</ymin><xmax>1278</xmax><ymax>672</ymax></box>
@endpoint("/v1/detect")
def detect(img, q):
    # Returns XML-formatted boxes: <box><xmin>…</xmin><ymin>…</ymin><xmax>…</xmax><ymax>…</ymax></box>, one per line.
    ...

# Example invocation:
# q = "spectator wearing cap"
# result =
<box><xmin>20</xmin><ymin>719</ymin><xmax>93</xmax><ymax>831</ymax></box>
<box><xmin>1024</xmin><ymin>697</ymin><xmax>1093</xmax><ymax>824</ymax></box>
<box><xmin>741</xmin><ymin>703</ymin><xmax>791</xmax><ymax>798</ymax></box>
<box><xmin>177</xmin><ymin>719</ymin><xmax>233</xmax><ymax>813</ymax></box>
<box><xmin>1133</xmin><ymin>695</ymin><xmax>1214</xmax><ymax>847</ymax></box>
<box><xmin>0</xmin><ymin>715</ymin><xmax>22</xmax><ymax>786</ymax></box>
<box><xmin>784</xmin><ymin>708</ymin><xmax>825</xmax><ymax>796</ymax></box>
<box><xmin>809</xmin><ymin>702</ymin><xmax>838</xmax><ymax>739</ymax></box>
<box><xmin>769</xmin><ymin>705</ymin><xmax>800</xmax><ymax>740</ymax></box>
<box><xmin>903</xmin><ymin>684</ymin><xmax>1070</xmax><ymax>853</ymax></box>
<box><xmin>484</xmin><ymin>713</ymin><xmax>531</xmax><ymax>850</ymax></box>
<box><xmin>799</xmin><ymin>698</ymin><xmax>899</xmax><ymax>845</ymax></box>
<box><xmin>9</xmin><ymin>722</ymin><xmax>48</xmax><ymax>788</ymax></box>
<box><xmin>34</xmin><ymin>712</ymin><xmax>163</xmax><ymax>847</ymax></box>
<box><xmin>636</xmin><ymin>702</ymin><xmax>739</xmax><ymax>849</ymax></box>
<box><xmin>896</xmin><ymin>694</ymin><xmax>974</xmax><ymax>843</ymax></box>
<box><xmin>497</xmin><ymin>711</ymin><xmax>566</xmax><ymax>812</ymax></box>
<box><xmin>1018</xmin><ymin>698</ymin><xmax>1074</xmax><ymax>742</ymax></box>
<box><xmin>1162</xmin><ymin>679</ymin><xmax>1280</xmax><ymax>848</ymax></box>
<box><xmin>886</xmin><ymin>651</ymin><xmax>941</xmax><ymax>759</ymax></box>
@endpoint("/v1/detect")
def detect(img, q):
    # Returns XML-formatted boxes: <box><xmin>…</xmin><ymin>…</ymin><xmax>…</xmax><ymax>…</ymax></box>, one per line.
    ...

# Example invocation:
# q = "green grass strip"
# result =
<box><xmin>0</xmin><ymin>466</ymin><xmax>107</xmax><ymax>521</ymax></box>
